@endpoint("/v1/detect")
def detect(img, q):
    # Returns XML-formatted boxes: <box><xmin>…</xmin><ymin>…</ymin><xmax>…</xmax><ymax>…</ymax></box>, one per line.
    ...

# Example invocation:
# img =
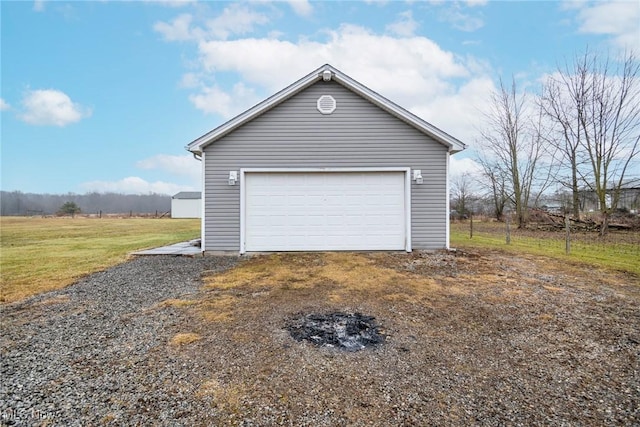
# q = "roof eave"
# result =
<box><xmin>186</xmin><ymin>65</ymin><xmax>329</xmax><ymax>154</ymax></box>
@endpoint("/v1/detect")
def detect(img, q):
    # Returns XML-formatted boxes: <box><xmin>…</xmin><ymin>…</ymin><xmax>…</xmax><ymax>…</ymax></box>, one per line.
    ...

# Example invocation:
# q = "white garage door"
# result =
<box><xmin>244</xmin><ymin>171</ymin><xmax>407</xmax><ymax>251</ymax></box>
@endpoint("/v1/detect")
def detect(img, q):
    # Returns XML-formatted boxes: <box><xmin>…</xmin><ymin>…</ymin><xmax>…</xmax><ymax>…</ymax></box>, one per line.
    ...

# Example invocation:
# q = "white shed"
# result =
<box><xmin>171</xmin><ymin>191</ymin><xmax>201</xmax><ymax>218</ymax></box>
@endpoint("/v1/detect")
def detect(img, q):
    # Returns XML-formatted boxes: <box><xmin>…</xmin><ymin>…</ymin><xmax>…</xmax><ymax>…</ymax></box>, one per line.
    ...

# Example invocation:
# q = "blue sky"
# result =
<box><xmin>1</xmin><ymin>0</ymin><xmax>638</xmax><ymax>195</ymax></box>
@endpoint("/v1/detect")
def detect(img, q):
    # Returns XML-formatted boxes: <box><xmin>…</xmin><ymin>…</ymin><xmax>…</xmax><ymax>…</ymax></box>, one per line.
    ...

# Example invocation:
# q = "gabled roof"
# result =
<box><xmin>186</xmin><ymin>64</ymin><xmax>466</xmax><ymax>154</ymax></box>
<box><xmin>172</xmin><ymin>191</ymin><xmax>201</xmax><ymax>200</ymax></box>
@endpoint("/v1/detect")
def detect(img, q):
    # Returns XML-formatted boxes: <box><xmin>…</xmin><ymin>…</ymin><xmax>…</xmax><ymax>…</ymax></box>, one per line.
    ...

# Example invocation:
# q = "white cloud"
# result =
<box><xmin>136</xmin><ymin>154</ymin><xmax>201</xmax><ymax>183</ymax></box>
<box><xmin>574</xmin><ymin>1</ymin><xmax>640</xmax><ymax>49</ymax></box>
<box><xmin>287</xmin><ymin>0</ymin><xmax>313</xmax><ymax>17</ymax></box>
<box><xmin>33</xmin><ymin>0</ymin><xmax>45</xmax><ymax>12</ymax></box>
<box><xmin>465</xmin><ymin>0</ymin><xmax>488</xmax><ymax>7</ymax></box>
<box><xmin>205</xmin><ymin>4</ymin><xmax>270</xmax><ymax>40</ymax></box>
<box><xmin>153</xmin><ymin>4</ymin><xmax>269</xmax><ymax>41</ymax></box>
<box><xmin>179</xmin><ymin>72</ymin><xmax>201</xmax><ymax>88</ymax></box>
<box><xmin>188</xmin><ymin>82</ymin><xmax>260</xmax><ymax>118</ymax></box>
<box><xmin>79</xmin><ymin>177</ymin><xmax>193</xmax><ymax>195</ymax></box>
<box><xmin>19</xmin><ymin>89</ymin><xmax>91</xmax><ymax>126</ymax></box>
<box><xmin>450</xmin><ymin>155</ymin><xmax>483</xmax><ymax>177</ymax></box>
<box><xmin>439</xmin><ymin>6</ymin><xmax>484</xmax><ymax>32</ymax></box>
<box><xmin>154</xmin><ymin>13</ymin><xmax>200</xmax><ymax>41</ymax></box>
<box><xmin>411</xmin><ymin>75</ymin><xmax>495</xmax><ymax>144</ymax></box>
<box><xmin>386</xmin><ymin>10</ymin><xmax>419</xmax><ymax>37</ymax></box>
<box><xmin>189</xmin><ymin>23</ymin><xmax>491</xmax><ymax>142</ymax></box>
<box><xmin>0</xmin><ymin>98</ymin><xmax>10</xmax><ymax>111</ymax></box>
<box><xmin>560</xmin><ymin>0</ymin><xmax>588</xmax><ymax>11</ymax></box>
<box><xmin>197</xmin><ymin>24</ymin><xmax>469</xmax><ymax>95</ymax></box>
<box><xmin>158</xmin><ymin>11</ymin><xmax>494</xmax><ymax>145</ymax></box>
<box><xmin>144</xmin><ymin>0</ymin><xmax>196</xmax><ymax>7</ymax></box>
<box><xmin>80</xmin><ymin>154</ymin><xmax>202</xmax><ymax>195</ymax></box>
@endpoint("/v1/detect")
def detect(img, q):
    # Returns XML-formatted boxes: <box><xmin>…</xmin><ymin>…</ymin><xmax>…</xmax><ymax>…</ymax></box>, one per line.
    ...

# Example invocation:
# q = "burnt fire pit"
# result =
<box><xmin>286</xmin><ymin>312</ymin><xmax>385</xmax><ymax>351</ymax></box>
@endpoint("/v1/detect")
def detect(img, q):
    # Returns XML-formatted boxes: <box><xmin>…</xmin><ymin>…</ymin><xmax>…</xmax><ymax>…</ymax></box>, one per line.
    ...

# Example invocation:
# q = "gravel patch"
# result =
<box><xmin>0</xmin><ymin>256</ymin><xmax>238</xmax><ymax>426</ymax></box>
<box><xmin>1</xmin><ymin>251</ymin><xmax>638</xmax><ymax>426</ymax></box>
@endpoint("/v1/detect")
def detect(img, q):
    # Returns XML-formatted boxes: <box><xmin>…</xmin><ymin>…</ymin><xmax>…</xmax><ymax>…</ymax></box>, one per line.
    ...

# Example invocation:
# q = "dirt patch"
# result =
<box><xmin>167</xmin><ymin>250</ymin><xmax>639</xmax><ymax>425</ymax></box>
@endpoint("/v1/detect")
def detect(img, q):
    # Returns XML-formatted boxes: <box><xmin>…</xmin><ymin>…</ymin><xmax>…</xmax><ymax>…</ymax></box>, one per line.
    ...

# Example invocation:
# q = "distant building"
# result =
<box><xmin>171</xmin><ymin>192</ymin><xmax>201</xmax><ymax>218</ymax></box>
<box><xmin>579</xmin><ymin>186</ymin><xmax>640</xmax><ymax>213</ymax></box>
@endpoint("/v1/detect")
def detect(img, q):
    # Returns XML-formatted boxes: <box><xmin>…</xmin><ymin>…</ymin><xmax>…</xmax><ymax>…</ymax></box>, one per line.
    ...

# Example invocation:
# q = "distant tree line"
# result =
<box><xmin>0</xmin><ymin>191</ymin><xmax>171</xmax><ymax>216</ymax></box>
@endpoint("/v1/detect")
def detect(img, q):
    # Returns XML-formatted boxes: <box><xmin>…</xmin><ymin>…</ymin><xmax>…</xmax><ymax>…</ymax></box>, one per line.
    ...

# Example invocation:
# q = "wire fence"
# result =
<box><xmin>451</xmin><ymin>219</ymin><xmax>640</xmax><ymax>261</ymax></box>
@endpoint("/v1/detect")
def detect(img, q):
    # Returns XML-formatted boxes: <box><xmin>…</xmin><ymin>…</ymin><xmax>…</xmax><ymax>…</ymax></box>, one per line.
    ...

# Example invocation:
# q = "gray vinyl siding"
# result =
<box><xmin>203</xmin><ymin>80</ymin><xmax>449</xmax><ymax>251</ymax></box>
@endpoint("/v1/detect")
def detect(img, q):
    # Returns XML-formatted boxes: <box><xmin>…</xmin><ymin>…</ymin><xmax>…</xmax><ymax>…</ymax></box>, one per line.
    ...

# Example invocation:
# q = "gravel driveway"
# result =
<box><xmin>1</xmin><ymin>251</ymin><xmax>638</xmax><ymax>426</ymax></box>
<box><xmin>1</xmin><ymin>256</ymin><xmax>238</xmax><ymax>426</ymax></box>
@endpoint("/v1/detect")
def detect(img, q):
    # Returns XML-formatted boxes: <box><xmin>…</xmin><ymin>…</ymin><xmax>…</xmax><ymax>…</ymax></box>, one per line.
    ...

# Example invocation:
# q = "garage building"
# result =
<box><xmin>186</xmin><ymin>64</ymin><xmax>466</xmax><ymax>254</ymax></box>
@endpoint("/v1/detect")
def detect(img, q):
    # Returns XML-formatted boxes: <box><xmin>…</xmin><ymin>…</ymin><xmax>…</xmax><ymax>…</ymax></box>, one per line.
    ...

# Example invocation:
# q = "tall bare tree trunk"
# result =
<box><xmin>479</xmin><ymin>78</ymin><xmax>551</xmax><ymax>228</ymax></box>
<box><xmin>542</xmin><ymin>49</ymin><xmax>640</xmax><ymax>234</ymax></box>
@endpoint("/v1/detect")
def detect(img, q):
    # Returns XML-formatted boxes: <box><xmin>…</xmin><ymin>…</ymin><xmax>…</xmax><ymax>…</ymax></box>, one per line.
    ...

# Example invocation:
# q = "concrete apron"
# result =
<box><xmin>131</xmin><ymin>239</ymin><xmax>202</xmax><ymax>256</ymax></box>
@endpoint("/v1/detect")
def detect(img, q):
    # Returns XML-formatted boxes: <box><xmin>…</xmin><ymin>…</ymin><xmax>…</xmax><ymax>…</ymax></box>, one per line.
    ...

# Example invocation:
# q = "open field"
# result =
<box><xmin>450</xmin><ymin>220</ymin><xmax>640</xmax><ymax>276</ymax></box>
<box><xmin>0</xmin><ymin>216</ymin><xmax>200</xmax><ymax>303</ymax></box>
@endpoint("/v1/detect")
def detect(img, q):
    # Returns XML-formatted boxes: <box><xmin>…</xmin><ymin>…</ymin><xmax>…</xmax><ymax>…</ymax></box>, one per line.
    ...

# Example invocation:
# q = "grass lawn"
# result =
<box><xmin>450</xmin><ymin>220</ymin><xmax>640</xmax><ymax>276</ymax></box>
<box><xmin>0</xmin><ymin>216</ymin><xmax>200</xmax><ymax>303</ymax></box>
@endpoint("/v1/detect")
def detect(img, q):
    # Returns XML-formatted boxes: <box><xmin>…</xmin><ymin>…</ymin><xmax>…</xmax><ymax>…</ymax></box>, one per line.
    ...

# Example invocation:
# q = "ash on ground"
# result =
<box><xmin>286</xmin><ymin>312</ymin><xmax>385</xmax><ymax>351</ymax></box>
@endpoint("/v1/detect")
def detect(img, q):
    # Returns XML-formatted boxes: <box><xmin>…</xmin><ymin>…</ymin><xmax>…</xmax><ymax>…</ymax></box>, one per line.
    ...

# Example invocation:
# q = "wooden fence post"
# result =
<box><xmin>506</xmin><ymin>215</ymin><xmax>511</xmax><ymax>245</ymax></box>
<box><xmin>565</xmin><ymin>214</ymin><xmax>571</xmax><ymax>255</ymax></box>
<box><xmin>470</xmin><ymin>212</ymin><xmax>473</xmax><ymax>239</ymax></box>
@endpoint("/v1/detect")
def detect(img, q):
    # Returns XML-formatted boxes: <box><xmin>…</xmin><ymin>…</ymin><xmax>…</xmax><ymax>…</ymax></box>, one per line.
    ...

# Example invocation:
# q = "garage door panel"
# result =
<box><xmin>245</xmin><ymin>171</ymin><xmax>406</xmax><ymax>251</ymax></box>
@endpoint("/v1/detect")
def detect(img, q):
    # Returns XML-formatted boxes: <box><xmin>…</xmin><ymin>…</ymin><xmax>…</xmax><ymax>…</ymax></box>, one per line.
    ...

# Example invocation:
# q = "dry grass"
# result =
<box><xmin>0</xmin><ymin>216</ymin><xmax>200</xmax><ymax>303</ymax></box>
<box><xmin>197</xmin><ymin>252</ymin><xmax>450</xmax><ymax>325</ymax></box>
<box><xmin>168</xmin><ymin>250</ymin><xmax>639</xmax><ymax>425</ymax></box>
<box><xmin>169</xmin><ymin>333</ymin><xmax>202</xmax><ymax>346</ymax></box>
<box><xmin>158</xmin><ymin>298</ymin><xmax>198</xmax><ymax>308</ymax></box>
<box><xmin>198</xmin><ymin>294</ymin><xmax>239</xmax><ymax>322</ymax></box>
<box><xmin>203</xmin><ymin>252</ymin><xmax>441</xmax><ymax>305</ymax></box>
<box><xmin>196</xmin><ymin>378</ymin><xmax>245</xmax><ymax>414</ymax></box>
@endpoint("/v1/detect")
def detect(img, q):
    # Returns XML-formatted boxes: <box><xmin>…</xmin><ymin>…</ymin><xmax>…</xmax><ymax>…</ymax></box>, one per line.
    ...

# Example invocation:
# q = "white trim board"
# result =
<box><xmin>200</xmin><ymin>151</ymin><xmax>206</xmax><ymax>253</ymax></box>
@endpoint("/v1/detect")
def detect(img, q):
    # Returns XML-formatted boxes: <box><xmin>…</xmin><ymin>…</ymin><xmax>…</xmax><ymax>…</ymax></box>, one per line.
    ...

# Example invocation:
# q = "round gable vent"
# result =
<box><xmin>317</xmin><ymin>95</ymin><xmax>336</xmax><ymax>115</ymax></box>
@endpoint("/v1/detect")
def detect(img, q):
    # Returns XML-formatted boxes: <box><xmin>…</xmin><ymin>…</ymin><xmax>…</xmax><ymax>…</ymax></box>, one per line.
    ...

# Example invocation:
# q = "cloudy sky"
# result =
<box><xmin>1</xmin><ymin>0</ymin><xmax>638</xmax><ymax>195</ymax></box>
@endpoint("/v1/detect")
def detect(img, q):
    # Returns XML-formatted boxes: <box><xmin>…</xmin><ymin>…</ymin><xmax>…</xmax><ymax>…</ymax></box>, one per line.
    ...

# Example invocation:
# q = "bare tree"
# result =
<box><xmin>478</xmin><ymin>78</ymin><xmax>552</xmax><ymax>227</ymax></box>
<box><xmin>544</xmin><ymin>49</ymin><xmax>640</xmax><ymax>234</ymax></box>
<box><xmin>474</xmin><ymin>157</ymin><xmax>506</xmax><ymax>220</ymax></box>
<box><xmin>540</xmin><ymin>54</ymin><xmax>591</xmax><ymax>218</ymax></box>
<box><xmin>451</xmin><ymin>172</ymin><xmax>476</xmax><ymax>216</ymax></box>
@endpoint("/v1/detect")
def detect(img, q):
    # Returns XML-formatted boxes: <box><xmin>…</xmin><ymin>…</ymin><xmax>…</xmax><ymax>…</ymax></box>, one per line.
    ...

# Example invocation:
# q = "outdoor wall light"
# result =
<box><xmin>228</xmin><ymin>171</ymin><xmax>238</xmax><ymax>186</ymax></box>
<box><xmin>413</xmin><ymin>170</ymin><xmax>423</xmax><ymax>184</ymax></box>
